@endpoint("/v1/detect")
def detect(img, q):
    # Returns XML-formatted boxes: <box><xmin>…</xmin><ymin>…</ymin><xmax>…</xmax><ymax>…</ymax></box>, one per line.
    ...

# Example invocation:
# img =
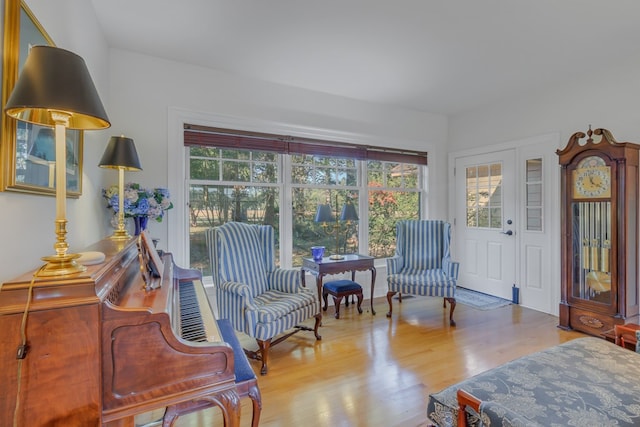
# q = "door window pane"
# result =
<box><xmin>525</xmin><ymin>158</ymin><xmax>543</xmax><ymax>231</ymax></box>
<box><xmin>466</xmin><ymin>163</ymin><xmax>502</xmax><ymax>229</ymax></box>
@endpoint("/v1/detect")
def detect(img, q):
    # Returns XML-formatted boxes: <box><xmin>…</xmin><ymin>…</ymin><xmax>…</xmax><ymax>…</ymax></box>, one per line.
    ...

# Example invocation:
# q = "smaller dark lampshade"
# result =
<box><xmin>340</xmin><ymin>202</ymin><xmax>359</xmax><ymax>222</ymax></box>
<box><xmin>99</xmin><ymin>136</ymin><xmax>142</xmax><ymax>171</ymax></box>
<box><xmin>314</xmin><ymin>204</ymin><xmax>334</xmax><ymax>223</ymax></box>
<box><xmin>5</xmin><ymin>45</ymin><xmax>110</xmax><ymax>129</ymax></box>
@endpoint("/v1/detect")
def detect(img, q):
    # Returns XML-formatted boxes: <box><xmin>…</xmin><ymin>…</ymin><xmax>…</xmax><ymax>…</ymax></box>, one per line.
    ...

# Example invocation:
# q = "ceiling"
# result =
<box><xmin>91</xmin><ymin>1</ymin><xmax>640</xmax><ymax>116</ymax></box>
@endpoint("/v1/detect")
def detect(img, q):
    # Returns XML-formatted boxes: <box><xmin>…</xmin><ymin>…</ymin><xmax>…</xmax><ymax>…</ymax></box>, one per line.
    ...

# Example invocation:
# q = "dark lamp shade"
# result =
<box><xmin>99</xmin><ymin>136</ymin><xmax>142</xmax><ymax>171</ymax></box>
<box><xmin>340</xmin><ymin>202</ymin><xmax>359</xmax><ymax>221</ymax></box>
<box><xmin>314</xmin><ymin>204</ymin><xmax>334</xmax><ymax>223</ymax></box>
<box><xmin>5</xmin><ymin>45</ymin><xmax>110</xmax><ymax>130</ymax></box>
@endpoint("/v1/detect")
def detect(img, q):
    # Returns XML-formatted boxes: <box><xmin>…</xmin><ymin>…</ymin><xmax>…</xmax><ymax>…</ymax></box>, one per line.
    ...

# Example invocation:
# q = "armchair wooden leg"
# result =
<box><xmin>444</xmin><ymin>297</ymin><xmax>456</xmax><ymax>326</ymax></box>
<box><xmin>247</xmin><ymin>318</ymin><xmax>322</xmax><ymax>376</ymax></box>
<box><xmin>386</xmin><ymin>291</ymin><xmax>397</xmax><ymax>317</ymax></box>
<box><xmin>256</xmin><ymin>339</ymin><xmax>271</xmax><ymax>375</ymax></box>
<box><xmin>313</xmin><ymin>313</ymin><xmax>322</xmax><ymax>340</ymax></box>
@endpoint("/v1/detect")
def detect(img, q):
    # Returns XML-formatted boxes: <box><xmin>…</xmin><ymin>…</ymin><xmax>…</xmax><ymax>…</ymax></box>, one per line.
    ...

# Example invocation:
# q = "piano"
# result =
<box><xmin>0</xmin><ymin>236</ymin><xmax>260</xmax><ymax>426</ymax></box>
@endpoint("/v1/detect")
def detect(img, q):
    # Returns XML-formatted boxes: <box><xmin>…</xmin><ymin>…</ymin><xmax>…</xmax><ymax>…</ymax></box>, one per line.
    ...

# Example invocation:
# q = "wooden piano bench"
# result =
<box><xmin>163</xmin><ymin>319</ymin><xmax>262</xmax><ymax>427</ymax></box>
<box><xmin>323</xmin><ymin>280</ymin><xmax>363</xmax><ymax>319</ymax></box>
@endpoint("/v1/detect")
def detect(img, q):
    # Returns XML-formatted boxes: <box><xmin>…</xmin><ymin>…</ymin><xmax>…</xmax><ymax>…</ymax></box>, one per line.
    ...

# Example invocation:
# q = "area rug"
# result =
<box><xmin>455</xmin><ymin>287</ymin><xmax>511</xmax><ymax>310</ymax></box>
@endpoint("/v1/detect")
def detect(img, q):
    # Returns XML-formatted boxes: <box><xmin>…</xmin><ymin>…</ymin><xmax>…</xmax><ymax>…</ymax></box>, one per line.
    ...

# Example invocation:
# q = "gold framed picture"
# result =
<box><xmin>0</xmin><ymin>0</ymin><xmax>84</xmax><ymax>197</ymax></box>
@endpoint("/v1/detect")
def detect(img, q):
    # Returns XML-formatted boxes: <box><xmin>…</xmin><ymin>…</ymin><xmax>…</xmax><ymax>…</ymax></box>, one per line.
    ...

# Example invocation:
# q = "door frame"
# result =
<box><xmin>454</xmin><ymin>149</ymin><xmax>517</xmax><ymax>299</ymax></box>
<box><xmin>447</xmin><ymin>132</ymin><xmax>561</xmax><ymax>315</ymax></box>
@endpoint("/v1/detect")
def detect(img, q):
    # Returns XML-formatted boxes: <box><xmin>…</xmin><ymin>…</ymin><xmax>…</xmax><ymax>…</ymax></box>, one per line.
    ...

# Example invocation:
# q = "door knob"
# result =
<box><xmin>502</xmin><ymin>230</ymin><xmax>513</xmax><ymax>236</ymax></box>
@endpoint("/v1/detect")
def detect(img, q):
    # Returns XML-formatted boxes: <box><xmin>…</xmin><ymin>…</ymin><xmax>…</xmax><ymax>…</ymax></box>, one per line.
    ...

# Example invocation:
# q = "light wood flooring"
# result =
<box><xmin>173</xmin><ymin>295</ymin><xmax>585</xmax><ymax>427</ymax></box>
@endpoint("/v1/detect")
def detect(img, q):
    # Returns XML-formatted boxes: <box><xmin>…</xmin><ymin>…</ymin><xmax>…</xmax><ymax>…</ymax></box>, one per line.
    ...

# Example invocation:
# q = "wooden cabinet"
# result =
<box><xmin>557</xmin><ymin>127</ymin><xmax>640</xmax><ymax>336</ymax></box>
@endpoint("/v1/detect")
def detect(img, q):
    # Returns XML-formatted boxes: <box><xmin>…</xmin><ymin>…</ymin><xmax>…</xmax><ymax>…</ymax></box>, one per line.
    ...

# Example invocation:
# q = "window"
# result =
<box><xmin>368</xmin><ymin>161</ymin><xmax>421</xmax><ymax>257</ymax></box>
<box><xmin>185</xmin><ymin>126</ymin><xmax>427</xmax><ymax>274</ymax></box>
<box><xmin>466</xmin><ymin>163</ymin><xmax>502</xmax><ymax>228</ymax></box>
<box><xmin>291</xmin><ymin>153</ymin><xmax>359</xmax><ymax>265</ymax></box>
<box><xmin>188</xmin><ymin>146</ymin><xmax>281</xmax><ymax>275</ymax></box>
<box><xmin>525</xmin><ymin>158</ymin><xmax>543</xmax><ymax>231</ymax></box>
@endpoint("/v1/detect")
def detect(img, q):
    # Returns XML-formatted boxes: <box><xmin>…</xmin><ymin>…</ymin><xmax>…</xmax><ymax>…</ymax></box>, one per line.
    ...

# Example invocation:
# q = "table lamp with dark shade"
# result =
<box><xmin>315</xmin><ymin>196</ymin><xmax>359</xmax><ymax>260</ymax></box>
<box><xmin>314</xmin><ymin>203</ymin><xmax>334</xmax><ymax>223</ymax></box>
<box><xmin>340</xmin><ymin>201</ymin><xmax>359</xmax><ymax>223</ymax></box>
<box><xmin>5</xmin><ymin>45</ymin><xmax>110</xmax><ymax>277</ymax></box>
<box><xmin>99</xmin><ymin>136</ymin><xmax>142</xmax><ymax>240</ymax></box>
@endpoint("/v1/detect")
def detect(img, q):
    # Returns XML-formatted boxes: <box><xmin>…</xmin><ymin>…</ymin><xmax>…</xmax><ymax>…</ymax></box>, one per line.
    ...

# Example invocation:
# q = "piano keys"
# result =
<box><xmin>0</xmin><ymin>236</ymin><xmax>259</xmax><ymax>426</ymax></box>
<box><xmin>177</xmin><ymin>280</ymin><xmax>221</xmax><ymax>343</ymax></box>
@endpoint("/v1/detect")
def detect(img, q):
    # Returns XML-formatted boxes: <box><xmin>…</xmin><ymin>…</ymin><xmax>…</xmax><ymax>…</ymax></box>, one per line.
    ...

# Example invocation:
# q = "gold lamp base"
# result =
<box><xmin>329</xmin><ymin>254</ymin><xmax>345</xmax><ymax>260</ymax></box>
<box><xmin>109</xmin><ymin>228</ymin><xmax>131</xmax><ymax>240</ymax></box>
<box><xmin>35</xmin><ymin>218</ymin><xmax>86</xmax><ymax>277</ymax></box>
<box><xmin>37</xmin><ymin>253</ymin><xmax>86</xmax><ymax>277</ymax></box>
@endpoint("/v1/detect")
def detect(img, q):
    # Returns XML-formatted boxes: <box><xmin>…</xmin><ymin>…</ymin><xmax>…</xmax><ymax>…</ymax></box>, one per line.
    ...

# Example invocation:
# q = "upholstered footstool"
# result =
<box><xmin>322</xmin><ymin>279</ymin><xmax>363</xmax><ymax>319</ymax></box>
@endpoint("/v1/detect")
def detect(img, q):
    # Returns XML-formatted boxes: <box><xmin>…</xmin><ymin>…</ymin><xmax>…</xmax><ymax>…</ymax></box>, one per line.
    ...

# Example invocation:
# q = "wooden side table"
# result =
<box><xmin>301</xmin><ymin>254</ymin><xmax>376</xmax><ymax>315</ymax></box>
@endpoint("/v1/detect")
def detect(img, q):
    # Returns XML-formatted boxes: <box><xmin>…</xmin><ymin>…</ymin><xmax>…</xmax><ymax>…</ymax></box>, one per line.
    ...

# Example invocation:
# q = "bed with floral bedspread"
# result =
<box><xmin>427</xmin><ymin>337</ymin><xmax>640</xmax><ymax>426</ymax></box>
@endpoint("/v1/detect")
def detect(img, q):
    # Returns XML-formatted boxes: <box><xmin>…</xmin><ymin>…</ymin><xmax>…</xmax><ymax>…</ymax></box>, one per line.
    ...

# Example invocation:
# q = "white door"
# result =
<box><xmin>451</xmin><ymin>135</ymin><xmax>559</xmax><ymax>314</ymax></box>
<box><xmin>455</xmin><ymin>150</ymin><xmax>516</xmax><ymax>300</ymax></box>
<box><xmin>515</xmin><ymin>145</ymin><xmax>556</xmax><ymax>314</ymax></box>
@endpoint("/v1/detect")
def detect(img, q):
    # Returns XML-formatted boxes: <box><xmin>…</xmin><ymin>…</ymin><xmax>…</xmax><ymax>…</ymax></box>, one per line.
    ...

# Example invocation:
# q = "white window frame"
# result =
<box><xmin>167</xmin><ymin>108</ymin><xmax>431</xmax><ymax>269</ymax></box>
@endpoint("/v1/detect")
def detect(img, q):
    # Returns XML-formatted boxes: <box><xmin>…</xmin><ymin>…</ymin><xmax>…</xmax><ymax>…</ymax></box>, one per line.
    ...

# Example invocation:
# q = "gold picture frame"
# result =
<box><xmin>0</xmin><ymin>0</ymin><xmax>84</xmax><ymax>197</ymax></box>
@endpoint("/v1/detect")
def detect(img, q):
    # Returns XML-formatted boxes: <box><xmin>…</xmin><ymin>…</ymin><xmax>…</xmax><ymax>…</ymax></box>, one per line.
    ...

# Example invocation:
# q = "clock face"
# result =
<box><xmin>573</xmin><ymin>160</ymin><xmax>611</xmax><ymax>199</ymax></box>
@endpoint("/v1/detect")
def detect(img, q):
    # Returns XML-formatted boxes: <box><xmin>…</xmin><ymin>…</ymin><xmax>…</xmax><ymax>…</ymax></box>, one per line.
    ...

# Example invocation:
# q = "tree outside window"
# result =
<box><xmin>187</xmin><ymin>145</ymin><xmax>424</xmax><ymax>276</ymax></box>
<box><xmin>367</xmin><ymin>161</ymin><xmax>421</xmax><ymax>258</ymax></box>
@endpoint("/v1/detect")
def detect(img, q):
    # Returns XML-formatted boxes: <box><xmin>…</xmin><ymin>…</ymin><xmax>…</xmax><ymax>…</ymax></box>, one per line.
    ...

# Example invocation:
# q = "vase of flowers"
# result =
<box><xmin>133</xmin><ymin>216</ymin><xmax>148</xmax><ymax>235</ymax></box>
<box><xmin>103</xmin><ymin>183</ymin><xmax>173</xmax><ymax>235</ymax></box>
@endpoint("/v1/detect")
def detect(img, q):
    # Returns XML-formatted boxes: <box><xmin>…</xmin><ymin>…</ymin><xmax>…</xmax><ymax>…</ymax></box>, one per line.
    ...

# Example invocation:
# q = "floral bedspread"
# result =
<box><xmin>427</xmin><ymin>337</ymin><xmax>640</xmax><ymax>426</ymax></box>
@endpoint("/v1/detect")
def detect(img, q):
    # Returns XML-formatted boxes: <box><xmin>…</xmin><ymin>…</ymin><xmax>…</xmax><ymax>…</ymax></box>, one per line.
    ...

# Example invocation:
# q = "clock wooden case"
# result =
<box><xmin>557</xmin><ymin>127</ymin><xmax>640</xmax><ymax>336</ymax></box>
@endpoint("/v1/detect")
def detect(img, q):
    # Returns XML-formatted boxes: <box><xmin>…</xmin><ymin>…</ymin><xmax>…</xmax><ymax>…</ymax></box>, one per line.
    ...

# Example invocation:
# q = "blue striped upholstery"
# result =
<box><xmin>215</xmin><ymin>222</ymin><xmax>268</xmax><ymax>297</ymax></box>
<box><xmin>386</xmin><ymin>220</ymin><xmax>459</xmax><ymax>298</ymax></box>
<box><xmin>207</xmin><ymin>222</ymin><xmax>320</xmax><ymax>342</ymax></box>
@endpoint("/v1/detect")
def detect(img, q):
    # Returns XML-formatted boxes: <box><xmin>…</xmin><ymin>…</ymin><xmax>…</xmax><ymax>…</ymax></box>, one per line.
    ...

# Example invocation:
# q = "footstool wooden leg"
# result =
<box><xmin>332</xmin><ymin>296</ymin><xmax>344</xmax><ymax>319</ymax></box>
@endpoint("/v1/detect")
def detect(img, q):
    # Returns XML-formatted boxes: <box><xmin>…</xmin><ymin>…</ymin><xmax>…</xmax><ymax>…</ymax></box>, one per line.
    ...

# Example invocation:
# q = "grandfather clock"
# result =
<box><xmin>557</xmin><ymin>127</ymin><xmax>640</xmax><ymax>336</ymax></box>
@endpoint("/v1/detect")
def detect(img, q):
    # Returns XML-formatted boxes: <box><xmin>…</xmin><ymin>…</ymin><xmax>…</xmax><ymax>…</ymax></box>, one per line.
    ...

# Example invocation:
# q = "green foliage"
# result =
<box><xmin>188</xmin><ymin>147</ymin><xmax>422</xmax><ymax>272</ymax></box>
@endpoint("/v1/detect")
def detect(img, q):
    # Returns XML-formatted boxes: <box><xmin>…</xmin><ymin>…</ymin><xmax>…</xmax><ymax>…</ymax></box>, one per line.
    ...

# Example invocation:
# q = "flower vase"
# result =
<box><xmin>133</xmin><ymin>216</ymin><xmax>148</xmax><ymax>236</ymax></box>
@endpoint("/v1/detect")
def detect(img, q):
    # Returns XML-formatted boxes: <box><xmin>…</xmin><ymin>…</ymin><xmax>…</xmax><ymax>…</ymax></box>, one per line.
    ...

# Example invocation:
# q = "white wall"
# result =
<box><xmin>106</xmin><ymin>49</ymin><xmax>449</xmax><ymax>258</ymax></box>
<box><xmin>449</xmin><ymin>56</ymin><xmax>640</xmax><ymax>150</ymax></box>
<box><xmin>0</xmin><ymin>3</ymin><xmax>448</xmax><ymax>283</ymax></box>
<box><xmin>0</xmin><ymin>0</ymin><xmax>111</xmax><ymax>283</ymax></box>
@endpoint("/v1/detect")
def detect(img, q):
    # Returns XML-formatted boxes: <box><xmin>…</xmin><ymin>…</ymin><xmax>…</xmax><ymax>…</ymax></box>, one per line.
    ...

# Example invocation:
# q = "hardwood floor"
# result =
<box><xmin>173</xmin><ymin>295</ymin><xmax>585</xmax><ymax>427</ymax></box>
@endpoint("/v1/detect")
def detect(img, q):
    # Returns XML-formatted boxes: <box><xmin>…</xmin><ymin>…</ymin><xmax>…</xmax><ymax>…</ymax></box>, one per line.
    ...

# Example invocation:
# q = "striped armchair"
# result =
<box><xmin>386</xmin><ymin>220</ymin><xmax>459</xmax><ymax>326</ymax></box>
<box><xmin>207</xmin><ymin>222</ymin><xmax>322</xmax><ymax>375</ymax></box>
